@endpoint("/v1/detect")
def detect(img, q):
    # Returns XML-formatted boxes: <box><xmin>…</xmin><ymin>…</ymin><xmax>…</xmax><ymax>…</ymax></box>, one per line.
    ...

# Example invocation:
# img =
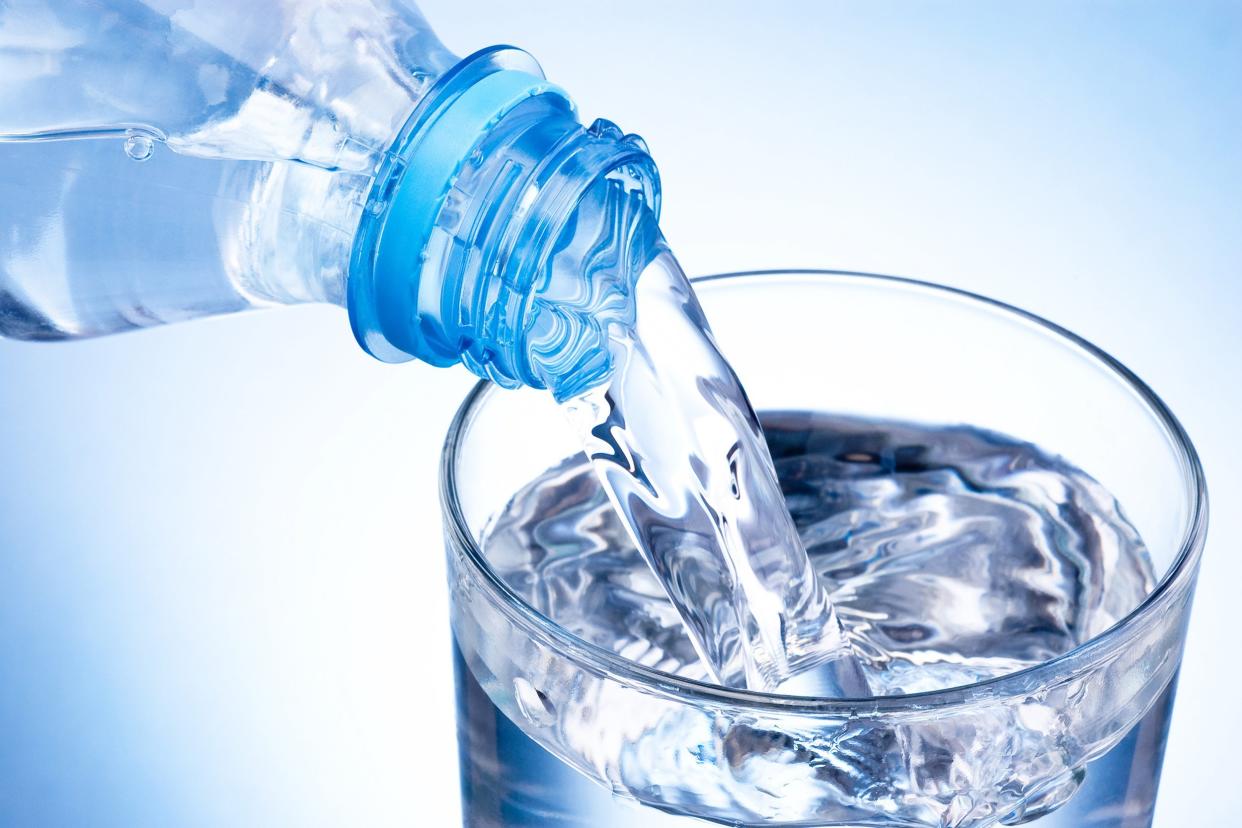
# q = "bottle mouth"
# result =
<box><xmin>477</xmin><ymin>119</ymin><xmax>660</xmax><ymax>394</ymax></box>
<box><xmin>346</xmin><ymin>45</ymin><xmax>660</xmax><ymax>392</ymax></box>
<box><xmin>440</xmin><ymin>270</ymin><xmax>1208</xmax><ymax>714</ymax></box>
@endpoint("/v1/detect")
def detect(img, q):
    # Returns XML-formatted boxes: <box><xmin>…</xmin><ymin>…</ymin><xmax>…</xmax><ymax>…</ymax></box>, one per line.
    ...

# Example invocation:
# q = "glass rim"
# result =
<box><xmin>440</xmin><ymin>269</ymin><xmax>1208</xmax><ymax>715</ymax></box>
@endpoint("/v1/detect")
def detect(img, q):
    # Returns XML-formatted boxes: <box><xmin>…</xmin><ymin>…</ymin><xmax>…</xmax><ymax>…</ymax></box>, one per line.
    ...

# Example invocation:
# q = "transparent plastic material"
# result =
<box><xmin>0</xmin><ymin>0</ymin><xmax>657</xmax><ymax>391</ymax></box>
<box><xmin>0</xmin><ymin>0</ymin><xmax>454</xmax><ymax>332</ymax></box>
<box><xmin>443</xmin><ymin>272</ymin><xmax>1207</xmax><ymax>827</ymax></box>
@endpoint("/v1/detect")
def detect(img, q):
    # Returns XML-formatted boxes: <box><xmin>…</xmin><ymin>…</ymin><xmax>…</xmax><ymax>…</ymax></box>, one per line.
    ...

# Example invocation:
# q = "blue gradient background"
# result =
<box><xmin>1</xmin><ymin>2</ymin><xmax>1238</xmax><ymax>825</ymax></box>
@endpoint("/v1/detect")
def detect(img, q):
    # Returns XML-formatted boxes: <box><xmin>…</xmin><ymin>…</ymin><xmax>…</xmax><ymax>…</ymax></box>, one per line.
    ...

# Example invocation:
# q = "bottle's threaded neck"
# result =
<box><xmin>347</xmin><ymin>49</ymin><xmax>660</xmax><ymax>394</ymax></box>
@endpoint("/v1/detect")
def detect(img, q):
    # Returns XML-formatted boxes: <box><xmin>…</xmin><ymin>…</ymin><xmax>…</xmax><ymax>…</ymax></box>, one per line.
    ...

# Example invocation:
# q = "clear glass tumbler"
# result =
<box><xmin>441</xmin><ymin>271</ymin><xmax>1207</xmax><ymax>827</ymax></box>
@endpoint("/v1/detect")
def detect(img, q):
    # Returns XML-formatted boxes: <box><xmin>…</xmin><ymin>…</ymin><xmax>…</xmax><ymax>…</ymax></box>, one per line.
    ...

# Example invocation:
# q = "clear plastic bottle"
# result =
<box><xmin>0</xmin><ymin>0</ymin><xmax>658</xmax><ymax>395</ymax></box>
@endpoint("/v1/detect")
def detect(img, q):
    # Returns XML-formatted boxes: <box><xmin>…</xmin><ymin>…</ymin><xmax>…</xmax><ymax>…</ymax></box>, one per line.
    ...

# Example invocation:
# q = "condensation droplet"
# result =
<box><xmin>124</xmin><ymin>134</ymin><xmax>154</xmax><ymax>161</ymax></box>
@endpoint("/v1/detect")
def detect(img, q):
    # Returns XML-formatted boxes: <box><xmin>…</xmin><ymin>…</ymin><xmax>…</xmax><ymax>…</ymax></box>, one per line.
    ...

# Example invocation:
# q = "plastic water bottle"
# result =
<box><xmin>0</xmin><ymin>0</ymin><xmax>658</xmax><ymax>394</ymax></box>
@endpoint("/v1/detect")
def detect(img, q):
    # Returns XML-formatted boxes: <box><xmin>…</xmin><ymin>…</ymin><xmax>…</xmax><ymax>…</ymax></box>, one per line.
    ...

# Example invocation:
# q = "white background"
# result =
<box><xmin>0</xmin><ymin>2</ymin><xmax>1237</xmax><ymax>825</ymax></box>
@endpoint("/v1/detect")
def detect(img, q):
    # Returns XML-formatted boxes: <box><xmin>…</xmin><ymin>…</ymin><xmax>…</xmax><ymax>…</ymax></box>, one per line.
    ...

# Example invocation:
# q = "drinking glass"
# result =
<box><xmin>441</xmin><ymin>271</ymin><xmax>1207</xmax><ymax>827</ymax></box>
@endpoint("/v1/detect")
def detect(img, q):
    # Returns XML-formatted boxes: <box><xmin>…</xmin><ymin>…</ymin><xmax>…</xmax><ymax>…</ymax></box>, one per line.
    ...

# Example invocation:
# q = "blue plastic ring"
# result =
<box><xmin>350</xmin><ymin>68</ymin><xmax>572</xmax><ymax>363</ymax></box>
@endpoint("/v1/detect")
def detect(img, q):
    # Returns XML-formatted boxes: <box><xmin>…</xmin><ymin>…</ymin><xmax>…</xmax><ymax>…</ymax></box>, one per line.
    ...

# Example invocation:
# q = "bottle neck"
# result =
<box><xmin>347</xmin><ymin>50</ymin><xmax>660</xmax><ymax>394</ymax></box>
